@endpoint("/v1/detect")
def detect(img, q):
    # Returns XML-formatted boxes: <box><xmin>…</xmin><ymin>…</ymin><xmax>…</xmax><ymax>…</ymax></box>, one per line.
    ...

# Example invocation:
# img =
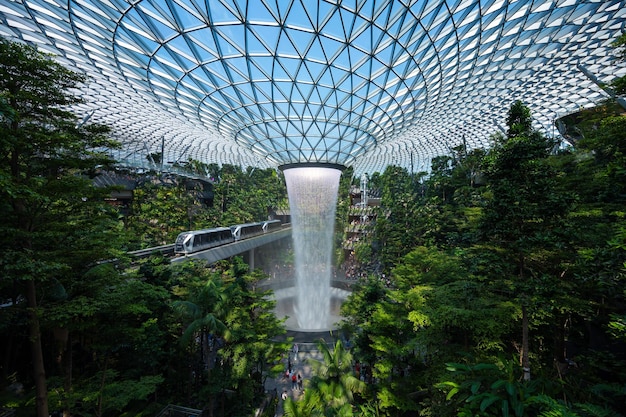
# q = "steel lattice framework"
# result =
<box><xmin>1</xmin><ymin>0</ymin><xmax>625</xmax><ymax>176</ymax></box>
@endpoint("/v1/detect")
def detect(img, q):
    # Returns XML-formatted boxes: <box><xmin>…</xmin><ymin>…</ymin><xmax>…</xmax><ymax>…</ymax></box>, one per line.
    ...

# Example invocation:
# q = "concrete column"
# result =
<box><xmin>249</xmin><ymin>247</ymin><xmax>255</xmax><ymax>271</ymax></box>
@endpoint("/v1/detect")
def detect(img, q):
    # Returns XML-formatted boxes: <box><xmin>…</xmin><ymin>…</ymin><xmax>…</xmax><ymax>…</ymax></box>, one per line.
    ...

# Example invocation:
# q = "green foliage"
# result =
<box><xmin>172</xmin><ymin>265</ymin><xmax>228</xmax><ymax>344</ymax></box>
<box><xmin>211</xmin><ymin>164</ymin><xmax>287</xmax><ymax>224</ymax></box>
<box><xmin>3</xmin><ymin>34</ymin><xmax>626</xmax><ymax>417</ymax></box>
<box><xmin>506</xmin><ymin>100</ymin><xmax>534</xmax><ymax>140</ymax></box>
<box><xmin>393</xmin><ymin>246</ymin><xmax>518</xmax><ymax>356</ymax></box>
<box><xmin>0</xmin><ymin>37</ymin><xmax>123</xmax><ymax>417</ymax></box>
<box><xmin>577</xmin><ymin>115</ymin><xmax>626</xmax><ymax>202</ymax></box>
<box><xmin>375</xmin><ymin>165</ymin><xmax>422</xmax><ymax>270</ymax></box>
<box><xmin>608</xmin><ymin>302</ymin><xmax>626</xmax><ymax>342</ymax></box>
<box><xmin>0</xmin><ymin>37</ymin><xmax>289</xmax><ymax>417</ymax></box>
<box><xmin>353</xmin><ymin>241</ymin><xmax>373</xmax><ymax>264</ymax></box>
<box><xmin>340</xmin><ymin>100</ymin><xmax>626</xmax><ymax>416</ymax></box>
<box><xmin>285</xmin><ymin>340</ymin><xmax>365</xmax><ymax>417</ymax></box>
<box><xmin>48</xmin><ymin>371</ymin><xmax>163</xmax><ymax>417</ymax></box>
<box><xmin>169</xmin><ymin>259</ymin><xmax>288</xmax><ymax>414</ymax></box>
<box><xmin>124</xmin><ymin>165</ymin><xmax>288</xmax><ymax>248</ymax></box>
<box><xmin>340</xmin><ymin>276</ymin><xmax>388</xmax><ymax>375</ymax></box>
<box><xmin>436</xmin><ymin>359</ymin><xmax>565</xmax><ymax>417</ymax></box>
<box><xmin>127</xmin><ymin>183</ymin><xmax>197</xmax><ymax>247</ymax></box>
<box><xmin>610</xmin><ymin>32</ymin><xmax>626</xmax><ymax>94</ymax></box>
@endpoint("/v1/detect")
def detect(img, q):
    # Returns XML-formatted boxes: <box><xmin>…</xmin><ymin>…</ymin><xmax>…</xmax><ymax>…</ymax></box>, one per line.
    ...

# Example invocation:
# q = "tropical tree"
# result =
<box><xmin>338</xmin><ymin>96</ymin><xmax>626</xmax><ymax>415</ymax></box>
<box><xmin>340</xmin><ymin>275</ymin><xmax>388</xmax><ymax>372</ymax></box>
<box><xmin>171</xmin><ymin>261</ymin><xmax>229</xmax><ymax>408</ymax></box>
<box><xmin>420</xmin><ymin>148</ymin><xmax>486</xmax><ymax>248</ymax></box>
<box><xmin>0</xmin><ymin>38</ymin><xmax>120</xmax><ymax>417</ymax></box>
<box><xmin>395</xmin><ymin>247</ymin><xmax>517</xmax><ymax>358</ymax></box>
<box><xmin>436</xmin><ymin>359</ymin><xmax>559</xmax><ymax>417</ymax></box>
<box><xmin>284</xmin><ymin>339</ymin><xmax>365</xmax><ymax>417</ymax></box>
<box><xmin>216</xmin><ymin>260</ymin><xmax>288</xmax><ymax>416</ymax></box>
<box><xmin>375</xmin><ymin>165</ymin><xmax>420</xmax><ymax>271</ymax></box>
<box><xmin>575</xmin><ymin>110</ymin><xmax>626</xmax><ymax>203</ymax></box>
<box><xmin>609</xmin><ymin>32</ymin><xmax>626</xmax><ymax>95</ymax></box>
<box><xmin>427</xmin><ymin>155</ymin><xmax>455</xmax><ymax>202</ymax></box>
<box><xmin>479</xmin><ymin>101</ymin><xmax>572</xmax><ymax>381</ymax></box>
<box><xmin>171</xmin><ymin>258</ymin><xmax>288</xmax><ymax>415</ymax></box>
<box><xmin>127</xmin><ymin>181</ymin><xmax>198</xmax><ymax>247</ymax></box>
<box><xmin>43</xmin><ymin>262</ymin><xmax>168</xmax><ymax>417</ymax></box>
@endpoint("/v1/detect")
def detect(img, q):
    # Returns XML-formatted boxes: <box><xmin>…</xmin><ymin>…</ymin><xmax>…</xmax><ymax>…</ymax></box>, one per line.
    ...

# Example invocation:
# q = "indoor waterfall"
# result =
<box><xmin>283</xmin><ymin>165</ymin><xmax>341</xmax><ymax>330</ymax></box>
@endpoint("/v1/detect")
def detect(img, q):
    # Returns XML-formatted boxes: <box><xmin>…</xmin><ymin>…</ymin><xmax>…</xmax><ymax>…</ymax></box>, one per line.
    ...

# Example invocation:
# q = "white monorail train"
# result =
<box><xmin>174</xmin><ymin>219</ymin><xmax>282</xmax><ymax>255</ymax></box>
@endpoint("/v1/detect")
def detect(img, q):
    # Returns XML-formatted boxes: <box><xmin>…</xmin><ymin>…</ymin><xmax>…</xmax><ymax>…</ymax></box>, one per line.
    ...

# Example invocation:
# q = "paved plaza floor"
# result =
<box><xmin>264</xmin><ymin>330</ymin><xmax>342</xmax><ymax>416</ymax></box>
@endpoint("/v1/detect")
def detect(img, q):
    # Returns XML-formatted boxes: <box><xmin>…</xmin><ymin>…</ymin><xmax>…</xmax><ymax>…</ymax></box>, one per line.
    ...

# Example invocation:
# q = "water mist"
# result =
<box><xmin>283</xmin><ymin>165</ymin><xmax>342</xmax><ymax>330</ymax></box>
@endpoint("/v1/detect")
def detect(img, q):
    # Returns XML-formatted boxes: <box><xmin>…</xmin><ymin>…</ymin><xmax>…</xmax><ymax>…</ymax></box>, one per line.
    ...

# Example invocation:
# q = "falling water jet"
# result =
<box><xmin>280</xmin><ymin>163</ymin><xmax>344</xmax><ymax>330</ymax></box>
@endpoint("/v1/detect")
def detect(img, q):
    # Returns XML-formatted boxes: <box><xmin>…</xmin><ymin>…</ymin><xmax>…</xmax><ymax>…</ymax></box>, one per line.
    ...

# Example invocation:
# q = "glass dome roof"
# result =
<box><xmin>1</xmin><ymin>0</ymin><xmax>625</xmax><ymax>177</ymax></box>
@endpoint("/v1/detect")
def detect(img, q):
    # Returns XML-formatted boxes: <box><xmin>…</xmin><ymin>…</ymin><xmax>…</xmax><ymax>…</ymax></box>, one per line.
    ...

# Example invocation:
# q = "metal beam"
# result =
<box><xmin>578</xmin><ymin>64</ymin><xmax>626</xmax><ymax>111</ymax></box>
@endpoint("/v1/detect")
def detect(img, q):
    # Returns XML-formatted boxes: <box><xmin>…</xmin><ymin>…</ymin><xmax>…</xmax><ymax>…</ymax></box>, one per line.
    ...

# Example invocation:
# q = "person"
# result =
<box><xmin>281</xmin><ymin>390</ymin><xmax>288</xmax><ymax>401</ymax></box>
<box><xmin>297</xmin><ymin>373</ymin><xmax>303</xmax><ymax>391</ymax></box>
<box><xmin>291</xmin><ymin>372</ymin><xmax>297</xmax><ymax>390</ymax></box>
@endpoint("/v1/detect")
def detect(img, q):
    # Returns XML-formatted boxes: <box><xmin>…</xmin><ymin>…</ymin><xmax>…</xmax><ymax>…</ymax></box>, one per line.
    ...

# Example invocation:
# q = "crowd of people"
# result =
<box><xmin>278</xmin><ymin>344</ymin><xmax>306</xmax><ymax>409</ymax></box>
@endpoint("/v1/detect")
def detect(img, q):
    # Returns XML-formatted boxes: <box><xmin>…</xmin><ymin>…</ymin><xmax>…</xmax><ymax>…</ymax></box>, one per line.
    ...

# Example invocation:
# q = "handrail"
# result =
<box><xmin>154</xmin><ymin>404</ymin><xmax>203</xmax><ymax>417</ymax></box>
<box><xmin>128</xmin><ymin>244</ymin><xmax>175</xmax><ymax>258</ymax></box>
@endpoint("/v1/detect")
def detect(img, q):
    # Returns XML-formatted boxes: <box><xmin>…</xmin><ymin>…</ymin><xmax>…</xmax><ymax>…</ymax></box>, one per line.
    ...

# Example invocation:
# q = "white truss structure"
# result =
<box><xmin>1</xmin><ymin>0</ymin><xmax>625</xmax><ymax>176</ymax></box>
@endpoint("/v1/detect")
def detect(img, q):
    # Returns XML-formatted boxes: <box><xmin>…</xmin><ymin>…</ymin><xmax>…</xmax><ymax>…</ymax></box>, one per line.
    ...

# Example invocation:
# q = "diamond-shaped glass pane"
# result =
<box><xmin>1</xmin><ymin>0</ymin><xmax>624</xmax><ymax>176</ymax></box>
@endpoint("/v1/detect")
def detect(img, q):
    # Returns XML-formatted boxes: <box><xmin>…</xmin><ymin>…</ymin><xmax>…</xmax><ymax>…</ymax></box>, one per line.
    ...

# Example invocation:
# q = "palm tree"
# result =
<box><xmin>174</xmin><ymin>278</ymin><xmax>228</xmax><ymax>355</ymax></box>
<box><xmin>284</xmin><ymin>339</ymin><xmax>365</xmax><ymax>416</ymax></box>
<box><xmin>173</xmin><ymin>274</ymin><xmax>228</xmax><ymax>415</ymax></box>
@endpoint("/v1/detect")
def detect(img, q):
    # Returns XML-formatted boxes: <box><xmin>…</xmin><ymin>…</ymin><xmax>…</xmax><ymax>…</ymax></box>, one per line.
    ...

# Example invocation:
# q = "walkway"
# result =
<box><xmin>264</xmin><ymin>330</ymin><xmax>342</xmax><ymax>416</ymax></box>
<box><xmin>265</xmin><ymin>348</ymin><xmax>321</xmax><ymax>416</ymax></box>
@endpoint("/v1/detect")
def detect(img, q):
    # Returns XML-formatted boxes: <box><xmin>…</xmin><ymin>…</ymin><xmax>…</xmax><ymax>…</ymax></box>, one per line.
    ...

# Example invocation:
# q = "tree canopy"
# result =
<box><xmin>340</xmin><ymin>96</ymin><xmax>626</xmax><ymax>416</ymax></box>
<box><xmin>2</xmin><ymin>34</ymin><xmax>626</xmax><ymax>417</ymax></box>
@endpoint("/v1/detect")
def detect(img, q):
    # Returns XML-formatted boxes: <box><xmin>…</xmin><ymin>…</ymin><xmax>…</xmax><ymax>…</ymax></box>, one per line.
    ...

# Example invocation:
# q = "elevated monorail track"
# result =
<box><xmin>128</xmin><ymin>244</ymin><xmax>175</xmax><ymax>259</ymax></box>
<box><xmin>171</xmin><ymin>226</ymin><xmax>291</xmax><ymax>264</ymax></box>
<box><xmin>126</xmin><ymin>224</ymin><xmax>291</xmax><ymax>266</ymax></box>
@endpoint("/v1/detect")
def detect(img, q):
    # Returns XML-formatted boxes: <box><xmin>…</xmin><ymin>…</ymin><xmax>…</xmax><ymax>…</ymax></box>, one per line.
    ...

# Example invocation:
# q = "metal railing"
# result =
<box><xmin>128</xmin><ymin>244</ymin><xmax>175</xmax><ymax>258</ymax></box>
<box><xmin>154</xmin><ymin>404</ymin><xmax>203</xmax><ymax>417</ymax></box>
